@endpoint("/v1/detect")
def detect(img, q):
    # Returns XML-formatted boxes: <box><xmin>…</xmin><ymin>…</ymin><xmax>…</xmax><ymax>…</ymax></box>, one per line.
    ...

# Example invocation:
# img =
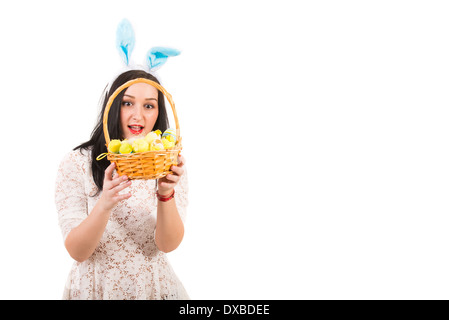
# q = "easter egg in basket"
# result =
<box><xmin>108</xmin><ymin>139</ymin><xmax>122</xmax><ymax>153</ymax></box>
<box><xmin>119</xmin><ymin>141</ymin><xmax>133</xmax><ymax>154</ymax></box>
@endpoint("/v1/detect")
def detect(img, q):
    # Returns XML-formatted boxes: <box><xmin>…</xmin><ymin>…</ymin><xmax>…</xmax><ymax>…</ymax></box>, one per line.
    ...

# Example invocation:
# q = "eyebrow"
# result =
<box><xmin>124</xmin><ymin>94</ymin><xmax>158</xmax><ymax>101</ymax></box>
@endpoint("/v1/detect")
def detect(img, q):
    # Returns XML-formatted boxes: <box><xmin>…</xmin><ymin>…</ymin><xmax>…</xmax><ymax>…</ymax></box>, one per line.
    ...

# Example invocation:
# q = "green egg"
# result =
<box><xmin>119</xmin><ymin>142</ymin><xmax>133</xmax><ymax>154</ymax></box>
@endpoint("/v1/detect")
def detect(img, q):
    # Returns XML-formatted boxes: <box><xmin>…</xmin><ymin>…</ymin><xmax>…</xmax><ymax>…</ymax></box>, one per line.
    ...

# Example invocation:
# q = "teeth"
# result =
<box><xmin>129</xmin><ymin>126</ymin><xmax>142</xmax><ymax>130</ymax></box>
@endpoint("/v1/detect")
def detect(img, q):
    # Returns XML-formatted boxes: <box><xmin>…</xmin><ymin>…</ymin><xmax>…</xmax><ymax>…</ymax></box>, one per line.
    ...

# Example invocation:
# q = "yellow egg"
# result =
<box><xmin>108</xmin><ymin>139</ymin><xmax>121</xmax><ymax>153</ymax></box>
<box><xmin>132</xmin><ymin>138</ymin><xmax>149</xmax><ymax>153</ymax></box>
<box><xmin>144</xmin><ymin>131</ymin><xmax>161</xmax><ymax>144</ymax></box>
<box><xmin>150</xmin><ymin>139</ymin><xmax>164</xmax><ymax>151</ymax></box>
<box><xmin>119</xmin><ymin>141</ymin><xmax>133</xmax><ymax>154</ymax></box>
<box><xmin>162</xmin><ymin>138</ymin><xmax>175</xmax><ymax>150</ymax></box>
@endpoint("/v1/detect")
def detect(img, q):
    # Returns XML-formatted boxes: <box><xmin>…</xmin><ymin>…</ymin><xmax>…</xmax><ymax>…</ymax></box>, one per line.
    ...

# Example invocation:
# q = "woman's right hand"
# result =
<box><xmin>98</xmin><ymin>162</ymin><xmax>132</xmax><ymax>212</ymax></box>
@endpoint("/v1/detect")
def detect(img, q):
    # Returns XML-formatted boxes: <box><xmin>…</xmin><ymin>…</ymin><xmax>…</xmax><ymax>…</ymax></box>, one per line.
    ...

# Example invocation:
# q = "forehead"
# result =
<box><xmin>124</xmin><ymin>82</ymin><xmax>158</xmax><ymax>98</ymax></box>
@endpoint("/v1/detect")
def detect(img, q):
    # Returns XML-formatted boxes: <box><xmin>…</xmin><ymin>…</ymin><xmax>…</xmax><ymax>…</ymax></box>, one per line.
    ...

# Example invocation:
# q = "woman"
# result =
<box><xmin>55</xmin><ymin>69</ymin><xmax>189</xmax><ymax>299</ymax></box>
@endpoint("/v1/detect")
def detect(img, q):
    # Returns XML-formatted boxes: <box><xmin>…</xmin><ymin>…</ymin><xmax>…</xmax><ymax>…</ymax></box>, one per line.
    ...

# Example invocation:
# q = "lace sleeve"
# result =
<box><xmin>55</xmin><ymin>150</ymin><xmax>88</xmax><ymax>242</ymax></box>
<box><xmin>174</xmin><ymin>166</ymin><xmax>189</xmax><ymax>223</ymax></box>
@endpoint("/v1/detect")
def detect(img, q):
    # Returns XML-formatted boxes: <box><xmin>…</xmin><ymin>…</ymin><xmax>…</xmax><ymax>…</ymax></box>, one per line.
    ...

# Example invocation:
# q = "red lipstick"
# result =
<box><xmin>128</xmin><ymin>125</ymin><xmax>144</xmax><ymax>135</ymax></box>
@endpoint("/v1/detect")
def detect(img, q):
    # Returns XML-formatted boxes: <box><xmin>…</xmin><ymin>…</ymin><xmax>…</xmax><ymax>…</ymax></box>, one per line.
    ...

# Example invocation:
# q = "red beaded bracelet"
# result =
<box><xmin>156</xmin><ymin>189</ymin><xmax>175</xmax><ymax>202</ymax></box>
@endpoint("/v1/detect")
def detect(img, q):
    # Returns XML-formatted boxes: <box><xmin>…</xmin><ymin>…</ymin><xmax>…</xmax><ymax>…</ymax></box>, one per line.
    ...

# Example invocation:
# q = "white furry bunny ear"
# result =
<box><xmin>146</xmin><ymin>47</ymin><xmax>181</xmax><ymax>71</ymax></box>
<box><xmin>116</xmin><ymin>19</ymin><xmax>135</xmax><ymax>65</ymax></box>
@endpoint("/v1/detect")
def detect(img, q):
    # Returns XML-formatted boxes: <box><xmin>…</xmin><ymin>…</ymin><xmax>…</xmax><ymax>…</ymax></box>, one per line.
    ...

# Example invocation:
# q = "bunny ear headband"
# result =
<box><xmin>115</xmin><ymin>18</ymin><xmax>180</xmax><ymax>74</ymax></box>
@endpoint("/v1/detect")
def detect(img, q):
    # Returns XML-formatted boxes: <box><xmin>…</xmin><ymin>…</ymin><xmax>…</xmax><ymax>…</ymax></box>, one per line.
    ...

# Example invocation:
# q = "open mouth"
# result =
<box><xmin>128</xmin><ymin>125</ymin><xmax>144</xmax><ymax>135</ymax></box>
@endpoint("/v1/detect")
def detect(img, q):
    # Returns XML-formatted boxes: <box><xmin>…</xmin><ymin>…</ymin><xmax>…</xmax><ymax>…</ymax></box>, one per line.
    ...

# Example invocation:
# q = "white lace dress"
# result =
<box><xmin>55</xmin><ymin>148</ymin><xmax>189</xmax><ymax>300</ymax></box>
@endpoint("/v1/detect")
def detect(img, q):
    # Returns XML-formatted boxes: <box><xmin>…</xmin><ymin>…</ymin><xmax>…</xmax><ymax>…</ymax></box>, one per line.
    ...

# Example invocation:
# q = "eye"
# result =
<box><xmin>144</xmin><ymin>104</ymin><xmax>155</xmax><ymax>109</ymax></box>
<box><xmin>122</xmin><ymin>101</ymin><xmax>132</xmax><ymax>107</ymax></box>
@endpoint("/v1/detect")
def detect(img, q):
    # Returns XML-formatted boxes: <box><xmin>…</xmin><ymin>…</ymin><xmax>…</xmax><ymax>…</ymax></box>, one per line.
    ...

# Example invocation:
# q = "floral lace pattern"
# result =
<box><xmin>55</xmin><ymin>148</ymin><xmax>189</xmax><ymax>300</ymax></box>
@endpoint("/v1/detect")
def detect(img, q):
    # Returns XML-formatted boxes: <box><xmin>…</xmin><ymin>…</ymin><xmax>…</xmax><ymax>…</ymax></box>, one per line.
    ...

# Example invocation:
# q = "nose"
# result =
<box><xmin>132</xmin><ymin>104</ymin><xmax>143</xmax><ymax>121</ymax></box>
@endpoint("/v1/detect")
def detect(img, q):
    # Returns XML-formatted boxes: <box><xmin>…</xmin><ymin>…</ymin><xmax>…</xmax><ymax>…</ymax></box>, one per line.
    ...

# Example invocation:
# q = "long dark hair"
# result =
<box><xmin>74</xmin><ymin>70</ymin><xmax>169</xmax><ymax>193</ymax></box>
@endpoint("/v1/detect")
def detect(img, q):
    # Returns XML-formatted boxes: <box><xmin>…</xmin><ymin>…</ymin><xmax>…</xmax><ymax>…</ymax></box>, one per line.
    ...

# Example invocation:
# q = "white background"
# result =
<box><xmin>0</xmin><ymin>0</ymin><xmax>448</xmax><ymax>299</ymax></box>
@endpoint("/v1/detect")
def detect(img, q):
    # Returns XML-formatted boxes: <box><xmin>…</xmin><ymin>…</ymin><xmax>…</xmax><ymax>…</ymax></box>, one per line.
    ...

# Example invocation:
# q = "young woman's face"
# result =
<box><xmin>120</xmin><ymin>83</ymin><xmax>159</xmax><ymax>139</ymax></box>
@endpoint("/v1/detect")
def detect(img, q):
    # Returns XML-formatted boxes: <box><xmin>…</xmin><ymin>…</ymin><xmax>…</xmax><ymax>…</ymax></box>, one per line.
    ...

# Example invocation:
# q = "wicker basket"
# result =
<box><xmin>97</xmin><ymin>78</ymin><xmax>182</xmax><ymax>180</ymax></box>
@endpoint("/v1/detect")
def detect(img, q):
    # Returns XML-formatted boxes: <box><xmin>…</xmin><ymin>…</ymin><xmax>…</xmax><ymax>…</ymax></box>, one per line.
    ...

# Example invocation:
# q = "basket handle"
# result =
<box><xmin>102</xmin><ymin>78</ymin><xmax>180</xmax><ymax>146</ymax></box>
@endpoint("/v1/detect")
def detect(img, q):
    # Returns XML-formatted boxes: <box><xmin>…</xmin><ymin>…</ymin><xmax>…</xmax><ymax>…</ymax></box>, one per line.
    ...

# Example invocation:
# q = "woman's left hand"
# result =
<box><xmin>157</xmin><ymin>155</ymin><xmax>186</xmax><ymax>195</ymax></box>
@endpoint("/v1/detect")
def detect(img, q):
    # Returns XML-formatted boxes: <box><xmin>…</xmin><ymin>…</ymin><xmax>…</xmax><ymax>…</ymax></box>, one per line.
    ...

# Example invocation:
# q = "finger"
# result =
<box><xmin>114</xmin><ymin>192</ymin><xmax>132</xmax><ymax>202</ymax></box>
<box><xmin>111</xmin><ymin>180</ymin><xmax>132</xmax><ymax>193</ymax></box>
<box><xmin>159</xmin><ymin>181</ymin><xmax>176</xmax><ymax>190</ymax></box>
<box><xmin>109</xmin><ymin>174</ymin><xmax>129</xmax><ymax>189</ymax></box>
<box><xmin>104</xmin><ymin>162</ymin><xmax>116</xmax><ymax>181</ymax></box>
<box><xmin>177</xmin><ymin>155</ymin><xmax>186</xmax><ymax>167</ymax></box>
<box><xmin>165</xmin><ymin>173</ymin><xmax>180</xmax><ymax>183</ymax></box>
<box><xmin>170</xmin><ymin>166</ymin><xmax>184</xmax><ymax>177</ymax></box>
<box><xmin>104</xmin><ymin>174</ymin><xmax>128</xmax><ymax>191</ymax></box>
